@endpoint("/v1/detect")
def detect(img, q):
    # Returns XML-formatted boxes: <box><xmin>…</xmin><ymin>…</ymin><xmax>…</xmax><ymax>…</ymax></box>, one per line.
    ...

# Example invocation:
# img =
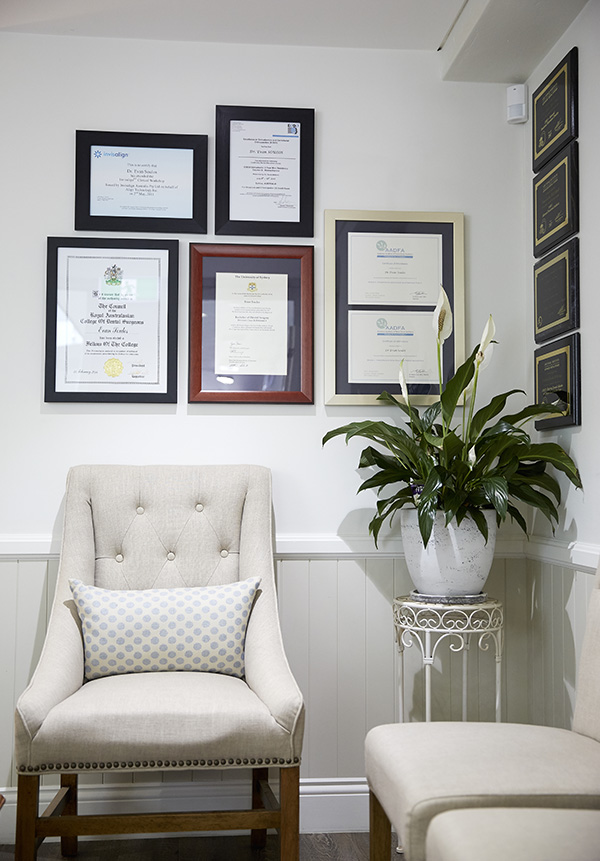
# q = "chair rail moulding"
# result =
<box><xmin>2</xmin><ymin>531</ymin><xmax>596</xmax><ymax>570</ymax></box>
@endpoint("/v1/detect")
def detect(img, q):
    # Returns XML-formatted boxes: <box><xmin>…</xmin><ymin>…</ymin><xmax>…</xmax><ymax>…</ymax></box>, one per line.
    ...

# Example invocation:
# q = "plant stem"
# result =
<box><xmin>464</xmin><ymin>360</ymin><xmax>481</xmax><ymax>452</ymax></box>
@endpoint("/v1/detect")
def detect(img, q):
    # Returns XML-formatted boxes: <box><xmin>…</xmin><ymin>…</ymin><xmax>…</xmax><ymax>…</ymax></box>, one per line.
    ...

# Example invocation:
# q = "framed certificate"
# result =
<box><xmin>189</xmin><ymin>243</ymin><xmax>313</xmax><ymax>403</ymax></box>
<box><xmin>533</xmin><ymin>141</ymin><xmax>578</xmax><ymax>258</ymax></box>
<box><xmin>532</xmin><ymin>47</ymin><xmax>578</xmax><ymax>173</ymax></box>
<box><xmin>324</xmin><ymin>210</ymin><xmax>465</xmax><ymax>405</ymax></box>
<box><xmin>45</xmin><ymin>237</ymin><xmax>178</xmax><ymax>403</ymax></box>
<box><xmin>535</xmin><ymin>333</ymin><xmax>581</xmax><ymax>430</ymax></box>
<box><xmin>534</xmin><ymin>238</ymin><xmax>579</xmax><ymax>343</ymax></box>
<box><xmin>215</xmin><ymin>105</ymin><xmax>315</xmax><ymax>237</ymax></box>
<box><xmin>75</xmin><ymin>130</ymin><xmax>208</xmax><ymax>233</ymax></box>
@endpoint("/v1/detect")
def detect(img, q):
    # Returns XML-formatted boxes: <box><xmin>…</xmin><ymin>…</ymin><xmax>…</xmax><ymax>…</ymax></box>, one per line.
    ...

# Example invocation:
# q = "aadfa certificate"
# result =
<box><xmin>89</xmin><ymin>144</ymin><xmax>194</xmax><ymax>219</ymax></box>
<box><xmin>348</xmin><ymin>310</ymin><xmax>438</xmax><ymax>385</ymax></box>
<box><xmin>348</xmin><ymin>232</ymin><xmax>442</xmax><ymax>305</ymax></box>
<box><xmin>55</xmin><ymin>248</ymin><xmax>169</xmax><ymax>393</ymax></box>
<box><xmin>214</xmin><ymin>273</ymin><xmax>288</xmax><ymax>375</ymax></box>
<box><xmin>229</xmin><ymin>120</ymin><xmax>301</xmax><ymax>222</ymax></box>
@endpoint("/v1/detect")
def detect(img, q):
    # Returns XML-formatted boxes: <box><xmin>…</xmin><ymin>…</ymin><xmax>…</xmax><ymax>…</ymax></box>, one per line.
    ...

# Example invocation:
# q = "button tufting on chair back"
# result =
<box><xmin>80</xmin><ymin>465</ymin><xmax>250</xmax><ymax>591</ymax></box>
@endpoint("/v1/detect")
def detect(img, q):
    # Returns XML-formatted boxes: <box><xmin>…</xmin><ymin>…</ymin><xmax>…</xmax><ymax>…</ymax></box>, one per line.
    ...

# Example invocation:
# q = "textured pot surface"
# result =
<box><xmin>400</xmin><ymin>508</ymin><xmax>497</xmax><ymax>597</ymax></box>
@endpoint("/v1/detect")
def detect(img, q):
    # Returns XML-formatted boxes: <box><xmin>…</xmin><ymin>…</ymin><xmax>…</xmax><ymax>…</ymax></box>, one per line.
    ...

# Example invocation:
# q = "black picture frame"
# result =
<box><xmin>532</xmin><ymin>47</ymin><xmax>578</xmax><ymax>173</ymax></box>
<box><xmin>534</xmin><ymin>333</ymin><xmax>581</xmax><ymax>430</ymax></box>
<box><xmin>215</xmin><ymin>105</ymin><xmax>315</xmax><ymax>237</ymax></box>
<box><xmin>45</xmin><ymin>237</ymin><xmax>179</xmax><ymax>403</ymax></box>
<box><xmin>189</xmin><ymin>243</ymin><xmax>313</xmax><ymax>403</ymax></box>
<box><xmin>534</xmin><ymin>238</ymin><xmax>579</xmax><ymax>343</ymax></box>
<box><xmin>324</xmin><ymin>210</ymin><xmax>465</xmax><ymax>406</ymax></box>
<box><xmin>533</xmin><ymin>141</ymin><xmax>579</xmax><ymax>258</ymax></box>
<box><xmin>75</xmin><ymin>130</ymin><xmax>208</xmax><ymax>233</ymax></box>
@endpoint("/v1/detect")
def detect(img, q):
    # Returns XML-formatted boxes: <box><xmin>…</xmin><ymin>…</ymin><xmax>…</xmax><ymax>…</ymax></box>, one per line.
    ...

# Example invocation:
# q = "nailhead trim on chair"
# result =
<box><xmin>17</xmin><ymin>757</ymin><xmax>300</xmax><ymax>773</ymax></box>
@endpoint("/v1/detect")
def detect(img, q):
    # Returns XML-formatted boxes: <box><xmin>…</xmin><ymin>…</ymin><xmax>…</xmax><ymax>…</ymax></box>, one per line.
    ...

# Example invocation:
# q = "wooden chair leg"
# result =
<box><xmin>369</xmin><ymin>789</ymin><xmax>391</xmax><ymax>861</ymax></box>
<box><xmin>15</xmin><ymin>774</ymin><xmax>39</xmax><ymax>861</ymax></box>
<box><xmin>279</xmin><ymin>765</ymin><xmax>300</xmax><ymax>861</ymax></box>
<box><xmin>60</xmin><ymin>773</ymin><xmax>78</xmax><ymax>857</ymax></box>
<box><xmin>251</xmin><ymin>767</ymin><xmax>268</xmax><ymax>849</ymax></box>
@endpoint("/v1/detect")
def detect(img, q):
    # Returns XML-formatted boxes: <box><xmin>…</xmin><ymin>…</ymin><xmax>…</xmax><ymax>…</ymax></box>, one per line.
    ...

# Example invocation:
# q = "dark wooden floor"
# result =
<box><xmin>0</xmin><ymin>834</ymin><xmax>401</xmax><ymax>860</ymax></box>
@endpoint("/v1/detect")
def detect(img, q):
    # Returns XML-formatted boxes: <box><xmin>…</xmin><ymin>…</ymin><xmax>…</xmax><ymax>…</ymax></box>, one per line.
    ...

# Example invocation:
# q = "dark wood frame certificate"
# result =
<box><xmin>534</xmin><ymin>238</ymin><xmax>579</xmax><ymax>343</ymax></box>
<box><xmin>533</xmin><ymin>141</ymin><xmax>578</xmax><ymax>258</ymax></box>
<box><xmin>532</xmin><ymin>47</ymin><xmax>578</xmax><ymax>173</ymax></box>
<box><xmin>324</xmin><ymin>209</ymin><xmax>465</xmax><ymax>406</ymax></box>
<box><xmin>214</xmin><ymin>105</ymin><xmax>315</xmax><ymax>237</ymax></box>
<box><xmin>45</xmin><ymin>237</ymin><xmax>179</xmax><ymax>403</ymax></box>
<box><xmin>75</xmin><ymin>130</ymin><xmax>208</xmax><ymax>233</ymax></box>
<box><xmin>535</xmin><ymin>333</ymin><xmax>581</xmax><ymax>430</ymax></box>
<box><xmin>189</xmin><ymin>243</ymin><xmax>313</xmax><ymax>403</ymax></box>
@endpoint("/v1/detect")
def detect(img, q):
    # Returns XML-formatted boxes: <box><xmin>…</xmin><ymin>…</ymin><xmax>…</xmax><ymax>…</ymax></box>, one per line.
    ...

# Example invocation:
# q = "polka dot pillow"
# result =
<box><xmin>69</xmin><ymin>576</ymin><xmax>261</xmax><ymax>681</ymax></box>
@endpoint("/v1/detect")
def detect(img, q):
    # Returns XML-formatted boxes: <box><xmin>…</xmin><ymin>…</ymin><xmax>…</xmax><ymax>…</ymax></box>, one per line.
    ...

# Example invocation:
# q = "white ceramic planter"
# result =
<box><xmin>399</xmin><ymin>508</ymin><xmax>497</xmax><ymax>598</ymax></box>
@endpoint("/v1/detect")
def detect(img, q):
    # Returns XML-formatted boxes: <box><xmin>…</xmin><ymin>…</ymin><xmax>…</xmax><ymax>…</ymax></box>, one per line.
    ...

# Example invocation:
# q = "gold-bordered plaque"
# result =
<box><xmin>534</xmin><ymin>333</ymin><xmax>580</xmax><ymax>430</ymax></box>
<box><xmin>533</xmin><ymin>141</ymin><xmax>578</xmax><ymax>258</ymax></box>
<box><xmin>532</xmin><ymin>47</ymin><xmax>578</xmax><ymax>173</ymax></box>
<box><xmin>534</xmin><ymin>237</ymin><xmax>579</xmax><ymax>343</ymax></box>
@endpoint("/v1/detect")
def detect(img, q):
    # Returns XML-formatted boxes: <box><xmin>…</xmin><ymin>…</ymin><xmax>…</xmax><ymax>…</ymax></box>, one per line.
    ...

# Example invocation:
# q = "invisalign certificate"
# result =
<box><xmin>214</xmin><ymin>272</ymin><xmax>288</xmax><ymax>376</ymax></box>
<box><xmin>89</xmin><ymin>145</ymin><xmax>194</xmax><ymax>219</ymax></box>
<box><xmin>348</xmin><ymin>232</ymin><xmax>442</xmax><ymax>305</ymax></box>
<box><xmin>348</xmin><ymin>310</ymin><xmax>438</xmax><ymax>384</ymax></box>
<box><xmin>229</xmin><ymin>120</ymin><xmax>301</xmax><ymax>222</ymax></box>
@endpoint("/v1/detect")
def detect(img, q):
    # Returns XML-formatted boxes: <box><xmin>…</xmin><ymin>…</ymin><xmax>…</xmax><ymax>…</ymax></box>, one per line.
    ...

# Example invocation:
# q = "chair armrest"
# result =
<box><xmin>244</xmin><ymin>584</ymin><xmax>304</xmax><ymax>743</ymax></box>
<box><xmin>15</xmin><ymin>582</ymin><xmax>84</xmax><ymax>746</ymax></box>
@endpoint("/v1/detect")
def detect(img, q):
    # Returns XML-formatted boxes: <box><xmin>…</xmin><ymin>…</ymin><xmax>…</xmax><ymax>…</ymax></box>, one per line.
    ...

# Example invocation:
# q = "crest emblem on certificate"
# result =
<box><xmin>104</xmin><ymin>265</ymin><xmax>123</xmax><ymax>287</ymax></box>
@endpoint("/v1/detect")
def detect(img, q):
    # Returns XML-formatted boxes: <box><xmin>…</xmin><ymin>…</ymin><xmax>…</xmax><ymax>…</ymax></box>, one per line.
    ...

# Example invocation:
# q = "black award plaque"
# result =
<box><xmin>535</xmin><ymin>333</ymin><xmax>581</xmax><ymax>430</ymax></box>
<box><xmin>532</xmin><ymin>47</ymin><xmax>578</xmax><ymax>173</ymax></box>
<box><xmin>534</xmin><ymin>238</ymin><xmax>579</xmax><ymax>343</ymax></box>
<box><xmin>533</xmin><ymin>141</ymin><xmax>578</xmax><ymax>258</ymax></box>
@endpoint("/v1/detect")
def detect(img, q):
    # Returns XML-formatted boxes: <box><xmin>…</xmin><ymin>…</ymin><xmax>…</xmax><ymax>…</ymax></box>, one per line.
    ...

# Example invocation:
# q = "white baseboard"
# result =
<box><xmin>0</xmin><ymin>777</ymin><xmax>369</xmax><ymax>844</ymax></box>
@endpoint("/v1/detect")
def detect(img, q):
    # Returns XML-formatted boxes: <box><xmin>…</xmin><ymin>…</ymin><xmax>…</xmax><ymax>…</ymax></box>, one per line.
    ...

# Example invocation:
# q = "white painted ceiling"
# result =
<box><xmin>0</xmin><ymin>0</ymin><xmax>589</xmax><ymax>82</ymax></box>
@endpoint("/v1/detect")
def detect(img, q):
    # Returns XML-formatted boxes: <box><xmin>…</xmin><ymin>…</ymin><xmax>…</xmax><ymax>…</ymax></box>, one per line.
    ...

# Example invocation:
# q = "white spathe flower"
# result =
<box><xmin>476</xmin><ymin>315</ymin><xmax>496</xmax><ymax>368</ymax></box>
<box><xmin>433</xmin><ymin>286</ymin><xmax>453</xmax><ymax>345</ymax></box>
<box><xmin>398</xmin><ymin>359</ymin><xmax>409</xmax><ymax>403</ymax></box>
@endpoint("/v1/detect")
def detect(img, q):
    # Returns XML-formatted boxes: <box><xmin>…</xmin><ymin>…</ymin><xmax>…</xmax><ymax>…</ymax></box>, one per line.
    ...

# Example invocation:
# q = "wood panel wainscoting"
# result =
<box><xmin>0</xmin><ymin>536</ymin><xmax>596</xmax><ymax>844</ymax></box>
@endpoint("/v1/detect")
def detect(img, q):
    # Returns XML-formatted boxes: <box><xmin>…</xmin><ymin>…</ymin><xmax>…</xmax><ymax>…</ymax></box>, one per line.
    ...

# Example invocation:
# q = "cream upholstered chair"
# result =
<box><xmin>365</xmin><ymin>563</ymin><xmax>600</xmax><ymax>861</ymax></box>
<box><xmin>14</xmin><ymin>464</ymin><xmax>304</xmax><ymax>860</ymax></box>
<box><xmin>426</xmin><ymin>807</ymin><xmax>600</xmax><ymax>861</ymax></box>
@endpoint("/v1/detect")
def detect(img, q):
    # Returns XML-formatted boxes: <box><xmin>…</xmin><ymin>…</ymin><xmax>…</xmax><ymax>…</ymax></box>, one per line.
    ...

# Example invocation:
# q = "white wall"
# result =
<box><xmin>0</xmin><ymin>32</ymin><xmax>525</xmax><ymax>546</ymax></box>
<box><xmin>524</xmin><ymin>1</ymin><xmax>599</xmax><ymax>551</ymax></box>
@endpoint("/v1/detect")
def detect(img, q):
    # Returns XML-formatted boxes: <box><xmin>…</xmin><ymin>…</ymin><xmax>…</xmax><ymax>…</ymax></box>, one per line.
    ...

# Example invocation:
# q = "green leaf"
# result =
<box><xmin>506</xmin><ymin>503</ymin><xmax>528</xmax><ymax>534</ymax></box>
<box><xmin>358</xmin><ymin>446</ymin><xmax>398</xmax><ymax>471</ymax></box>
<box><xmin>422</xmin><ymin>401</ymin><xmax>442</xmax><ymax>430</ymax></box>
<box><xmin>517</xmin><ymin>443</ymin><xmax>582</xmax><ymax>489</ymax></box>
<box><xmin>513</xmin><ymin>471</ymin><xmax>561</xmax><ymax>503</ymax></box>
<box><xmin>468</xmin><ymin>389</ymin><xmax>523</xmax><ymax>442</ymax></box>
<box><xmin>508</xmin><ymin>483</ymin><xmax>559</xmax><ymax>524</ymax></box>
<box><xmin>500</xmin><ymin>402</ymin><xmax>564</xmax><ymax>426</ymax></box>
<box><xmin>440</xmin><ymin>344</ymin><xmax>478</xmax><ymax>427</ymax></box>
<box><xmin>468</xmin><ymin>507</ymin><xmax>490</xmax><ymax>542</ymax></box>
<box><xmin>358</xmin><ymin>470</ymin><xmax>406</xmax><ymax>493</ymax></box>
<box><xmin>479</xmin><ymin>476</ymin><xmax>509</xmax><ymax>518</ymax></box>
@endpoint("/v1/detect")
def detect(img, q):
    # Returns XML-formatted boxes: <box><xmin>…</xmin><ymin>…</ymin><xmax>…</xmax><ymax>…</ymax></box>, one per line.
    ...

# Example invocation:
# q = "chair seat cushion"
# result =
<box><xmin>365</xmin><ymin>722</ymin><xmax>600</xmax><ymax>861</ymax></box>
<box><xmin>426</xmin><ymin>808</ymin><xmax>600</xmax><ymax>861</ymax></box>
<box><xmin>23</xmin><ymin>671</ymin><xmax>296</xmax><ymax>771</ymax></box>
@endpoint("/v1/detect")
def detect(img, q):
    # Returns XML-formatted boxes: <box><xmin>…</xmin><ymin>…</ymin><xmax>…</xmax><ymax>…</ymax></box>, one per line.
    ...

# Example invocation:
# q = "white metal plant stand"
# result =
<box><xmin>393</xmin><ymin>595</ymin><xmax>504</xmax><ymax>722</ymax></box>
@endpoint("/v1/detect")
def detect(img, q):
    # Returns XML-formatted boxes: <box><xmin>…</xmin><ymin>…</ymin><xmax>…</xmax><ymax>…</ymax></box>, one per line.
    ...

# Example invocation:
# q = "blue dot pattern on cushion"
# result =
<box><xmin>69</xmin><ymin>576</ymin><xmax>261</xmax><ymax>682</ymax></box>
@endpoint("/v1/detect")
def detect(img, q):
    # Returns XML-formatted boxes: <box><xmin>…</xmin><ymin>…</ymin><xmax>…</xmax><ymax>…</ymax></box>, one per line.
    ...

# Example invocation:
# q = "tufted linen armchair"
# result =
<box><xmin>14</xmin><ymin>464</ymin><xmax>304</xmax><ymax>860</ymax></box>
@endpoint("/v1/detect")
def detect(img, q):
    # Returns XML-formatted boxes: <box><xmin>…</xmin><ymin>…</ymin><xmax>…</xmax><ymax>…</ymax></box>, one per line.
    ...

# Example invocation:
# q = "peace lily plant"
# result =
<box><xmin>323</xmin><ymin>288</ymin><xmax>582</xmax><ymax>549</ymax></box>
